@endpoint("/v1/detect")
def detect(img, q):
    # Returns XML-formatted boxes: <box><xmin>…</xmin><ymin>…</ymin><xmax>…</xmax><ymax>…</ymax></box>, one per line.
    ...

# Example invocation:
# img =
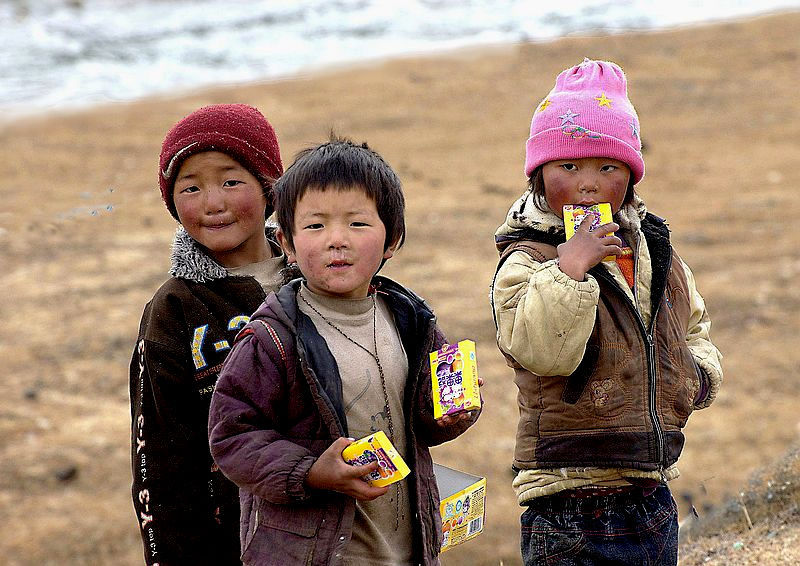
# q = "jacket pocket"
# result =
<box><xmin>241</xmin><ymin>499</ymin><xmax>323</xmax><ymax>566</ymax></box>
<box><xmin>561</xmin><ymin>344</ymin><xmax>599</xmax><ymax>404</ymax></box>
<box><xmin>663</xmin><ymin>344</ymin><xmax>698</xmax><ymax>426</ymax></box>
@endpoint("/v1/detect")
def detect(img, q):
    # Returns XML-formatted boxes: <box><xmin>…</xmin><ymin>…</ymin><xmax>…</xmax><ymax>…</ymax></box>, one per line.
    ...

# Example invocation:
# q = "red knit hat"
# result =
<box><xmin>159</xmin><ymin>104</ymin><xmax>283</xmax><ymax>220</ymax></box>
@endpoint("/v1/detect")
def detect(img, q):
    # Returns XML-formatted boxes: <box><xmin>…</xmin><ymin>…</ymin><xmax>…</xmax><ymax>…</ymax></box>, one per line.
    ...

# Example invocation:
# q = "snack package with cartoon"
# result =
<box><xmin>435</xmin><ymin>463</ymin><xmax>486</xmax><ymax>552</ymax></box>
<box><xmin>563</xmin><ymin>202</ymin><xmax>615</xmax><ymax>262</ymax></box>
<box><xmin>341</xmin><ymin>430</ymin><xmax>410</xmax><ymax>487</ymax></box>
<box><xmin>430</xmin><ymin>340</ymin><xmax>481</xmax><ymax>420</ymax></box>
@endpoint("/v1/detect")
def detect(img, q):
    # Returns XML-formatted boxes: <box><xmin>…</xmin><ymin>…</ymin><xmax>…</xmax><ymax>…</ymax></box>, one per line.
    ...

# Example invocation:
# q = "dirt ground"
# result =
<box><xmin>1</xmin><ymin>10</ymin><xmax>799</xmax><ymax>565</ymax></box>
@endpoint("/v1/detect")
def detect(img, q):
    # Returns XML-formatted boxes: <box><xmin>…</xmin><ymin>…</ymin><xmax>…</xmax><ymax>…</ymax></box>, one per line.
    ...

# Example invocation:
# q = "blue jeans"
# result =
<box><xmin>520</xmin><ymin>485</ymin><xmax>678</xmax><ymax>565</ymax></box>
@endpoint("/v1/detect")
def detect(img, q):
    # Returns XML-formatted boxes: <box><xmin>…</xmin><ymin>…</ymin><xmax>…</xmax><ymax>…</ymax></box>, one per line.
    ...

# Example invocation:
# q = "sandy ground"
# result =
<box><xmin>1</xmin><ymin>10</ymin><xmax>799</xmax><ymax>565</ymax></box>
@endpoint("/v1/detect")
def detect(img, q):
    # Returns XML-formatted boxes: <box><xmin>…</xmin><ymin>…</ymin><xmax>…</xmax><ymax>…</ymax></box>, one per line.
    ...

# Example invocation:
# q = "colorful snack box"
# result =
<box><xmin>563</xmin><ymin>202</ymin><xmax>615</xmax><ymax>262</ymax></box>
<box><xmin>341</xmin><ymin>430</ymin><xmax>410</xmax><ymax>487</ymax></box>
<box><xmin>435</xmin><ymin>463</ymin><xmax>486</xmax><ymax>552</ymax></box>
<box><xmin>430</xmin><ymin>340</ymin><xmax>481</xmax><ymax>420</ymax></box>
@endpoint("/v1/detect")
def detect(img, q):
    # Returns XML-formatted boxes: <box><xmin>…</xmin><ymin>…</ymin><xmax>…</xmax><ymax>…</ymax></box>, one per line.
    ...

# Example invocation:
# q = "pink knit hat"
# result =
<box><xmin>524</xmin><ymin>58</ymin><xmax>644</xmax><ymax>184</ymax></box>
<box><xmin>159</xmin><ymin>103</ymin><xmax>283</xmax><ymax>220</ymax></box>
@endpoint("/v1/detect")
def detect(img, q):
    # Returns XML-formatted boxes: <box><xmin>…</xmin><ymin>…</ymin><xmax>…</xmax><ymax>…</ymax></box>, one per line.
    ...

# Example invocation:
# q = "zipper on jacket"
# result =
<box><xmin>297</xmin><ymin>351</ymin><xmax>347</xmax><ymax>438</ymax></box>
<box><xmin>644</xmin><ymin>333</ymin><xmax>663</xmax><ymax>464</ymax></box>
<box><xmin>594</xmin><ymin>267</ymin><xmax>668</xmax><ymax>466</ymax></box>
<box><xmin>644</xmin><ymin>249</ymin><xmax>673</xmax><ymax>467</ymax></box>
<box><xmin>623</xmin><ymin>232</ymin><xmax>672</xmax><ymax>466</ymax></box>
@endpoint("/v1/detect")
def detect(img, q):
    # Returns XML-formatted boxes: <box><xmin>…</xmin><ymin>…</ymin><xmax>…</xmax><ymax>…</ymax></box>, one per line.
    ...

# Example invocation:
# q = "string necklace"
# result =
<box><xmin>298</xmin><ymin>288</ymin><xmax>403</xmax><ymax>529</ymax></box>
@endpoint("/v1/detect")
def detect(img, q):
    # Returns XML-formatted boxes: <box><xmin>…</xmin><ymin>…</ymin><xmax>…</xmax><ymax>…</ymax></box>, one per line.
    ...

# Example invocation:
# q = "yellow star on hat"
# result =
<box><xmin>537</xmin><ymin>98</ymin><xmax>552</xmax><ymax>112</ymax></box>
<box><xmin>595</xmin><ymin>93</ymin><xmax>612</xmax><ymax>107</ymax></box>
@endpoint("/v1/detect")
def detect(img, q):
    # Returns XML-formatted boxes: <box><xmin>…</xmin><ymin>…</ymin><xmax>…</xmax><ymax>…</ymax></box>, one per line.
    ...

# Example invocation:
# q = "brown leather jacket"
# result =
<box><xmin>495</xmin><ymin>214</ymin><xmax>707</xmax><ymax>472</ymax></box>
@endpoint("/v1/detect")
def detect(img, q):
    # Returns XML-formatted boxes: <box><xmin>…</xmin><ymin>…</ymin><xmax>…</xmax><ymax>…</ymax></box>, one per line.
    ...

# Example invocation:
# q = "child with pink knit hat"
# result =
<box><xmin>490</xmin><ymin>59</ymin><xmax>723</xmax><ymax>565</ymax></box>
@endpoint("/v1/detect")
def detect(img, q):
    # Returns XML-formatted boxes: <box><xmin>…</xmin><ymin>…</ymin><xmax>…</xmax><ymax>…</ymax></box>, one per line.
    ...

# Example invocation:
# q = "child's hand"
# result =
<box><xmin>436</xmin><ymin>410</ymin><xmax>478</xmax><ymax>429</ymax></box>
<box><xmin>436</xmin><ymin>377</ymin><xmax>483</xmax><ymax>429</ymax></box>
<box><xmin>305</xmin><ymin>437</ymin><xmax>390</xmax><ymax>501</ymax></box>
<box><xmin>557</xmin><ymin>215</ymin><xmax>621</xmax><ymax>281</ymax></box>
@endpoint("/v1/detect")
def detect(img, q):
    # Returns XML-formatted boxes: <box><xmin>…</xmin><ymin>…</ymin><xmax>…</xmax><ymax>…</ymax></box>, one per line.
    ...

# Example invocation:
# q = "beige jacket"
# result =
<box><xmin>491</xmin><ymin>192</ymin><xmax>723</xmax><ymax>473</ymax></box>
<box><xmin>493</xmin><ymin>193</ymin><xmax>722</xmax><ymax>396</ymax></box>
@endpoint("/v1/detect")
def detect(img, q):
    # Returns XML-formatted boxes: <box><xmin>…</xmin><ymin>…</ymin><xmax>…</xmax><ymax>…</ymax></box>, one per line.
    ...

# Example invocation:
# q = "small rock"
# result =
<box><xmin>683</xmin><ymin>233</ymin><xmax>713</xmax><ymax>245</ymax></box>
<box><xmin>55</xmin><ymin>465</ymin><xmax>78</xmax><ymax>483</ymax></box>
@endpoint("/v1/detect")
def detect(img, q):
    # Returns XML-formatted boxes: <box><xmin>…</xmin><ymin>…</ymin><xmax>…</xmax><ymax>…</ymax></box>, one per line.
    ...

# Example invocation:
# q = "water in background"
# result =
<box><xmin>2</xmin><ymin>0</ymin><xmax>799</xmax><ymax>116</ymax></box>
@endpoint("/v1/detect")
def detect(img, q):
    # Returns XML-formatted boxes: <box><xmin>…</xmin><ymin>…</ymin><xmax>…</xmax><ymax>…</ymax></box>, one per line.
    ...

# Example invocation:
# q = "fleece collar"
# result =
<box><xmin>169</xmin><ymin>223</ymin><xmax>279</xmax><ymax>283</ymax></box>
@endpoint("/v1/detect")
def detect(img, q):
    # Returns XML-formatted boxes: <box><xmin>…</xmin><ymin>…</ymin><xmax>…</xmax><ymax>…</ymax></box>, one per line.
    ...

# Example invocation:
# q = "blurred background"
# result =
<box><xmin>1</xmin><ymin>1</ymin><xmax>799</xmax><ymax>565</ymax></box>
<box><xmin>3</xmin><ymin>0</ymin><xmax>799</xmax><ymax>117</ymax></box>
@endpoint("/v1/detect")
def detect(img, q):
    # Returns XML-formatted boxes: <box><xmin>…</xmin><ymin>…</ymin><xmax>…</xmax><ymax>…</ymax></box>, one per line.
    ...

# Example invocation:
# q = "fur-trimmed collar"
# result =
<box><xmin>169</xmin><ymin>223</ymin><xmax>279</xmax><ymax>283</ymax></box>
<box><xmin>494</xmin><ymin>190</ymin><xmax>648</xmax><ymax>245</ymax></box>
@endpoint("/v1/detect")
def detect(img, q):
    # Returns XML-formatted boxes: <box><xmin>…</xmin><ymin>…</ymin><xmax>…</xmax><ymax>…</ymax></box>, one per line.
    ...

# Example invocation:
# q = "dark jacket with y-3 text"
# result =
<box><xmin>130</xmin><ymin>227</ymin><xmax>282</xmax><ymax>565</ymax></box>
<box><xmin>208</xmin><ymin>277</ymin><xmax>480</xmax><ymax>566</ymax></box>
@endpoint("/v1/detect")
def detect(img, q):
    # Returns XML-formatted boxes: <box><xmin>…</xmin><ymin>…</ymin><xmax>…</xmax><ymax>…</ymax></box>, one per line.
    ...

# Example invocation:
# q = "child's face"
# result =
<box><xmin>173</xmin><ymin>151</ymin><xmax>268</xmax><ymax>268</ymax></box>
<box><xmin>542</xmin><ymin>157</ymin><xmax>630</xmax><ymax>217</ymax></box>
<box><xmin>279</xmin><ymin>186</ymin><xmax>396</xmax><ymax>300</ymax></box>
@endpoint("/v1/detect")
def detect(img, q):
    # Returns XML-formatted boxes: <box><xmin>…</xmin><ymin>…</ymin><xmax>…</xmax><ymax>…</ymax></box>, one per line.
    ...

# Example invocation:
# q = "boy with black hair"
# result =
<box><xmin>209</xmin><ymin>136</ymin><xmax>480</xmax><ymax>566</ymax></box>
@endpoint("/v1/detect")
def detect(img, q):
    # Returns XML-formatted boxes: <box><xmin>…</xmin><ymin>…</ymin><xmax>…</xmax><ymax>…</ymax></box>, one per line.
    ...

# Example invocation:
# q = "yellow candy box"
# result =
<box><xmin>563</xmin><ymin>203</ymin><xmax>615</xmax><ymax>262</ymax></box>
<box><xmin>341</xmin><ymin>430</ymin><xmax>410</xmax><ymax>487</ymax></box>
<box><xmin>430</xmin><ymin>340</ymin><xmax>481</xmax><ymax>420</ymax></box>
<box><xmin>435</xmin><ymin>463</ymin><xmax>486</xmax><ymax>552</ymax></box>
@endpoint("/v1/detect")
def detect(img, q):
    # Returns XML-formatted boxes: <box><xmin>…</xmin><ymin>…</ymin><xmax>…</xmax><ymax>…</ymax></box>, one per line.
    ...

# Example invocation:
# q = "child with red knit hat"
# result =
<box><xmin>490</xmin><ymin>59</ymin><xmax>723</xmax><ymax>564</ymax></box>
<box><xmin>130</xmin><ymin>103</ymin><xmax>286</xmax><ymax>565</ymax></box>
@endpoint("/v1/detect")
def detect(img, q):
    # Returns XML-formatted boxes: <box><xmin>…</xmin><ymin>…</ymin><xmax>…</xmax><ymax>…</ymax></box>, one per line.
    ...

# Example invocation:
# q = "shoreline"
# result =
<box><xmin>3</xmin><ymin>7</ymin><xmax>798</xmax><ymax>127</ymax></box>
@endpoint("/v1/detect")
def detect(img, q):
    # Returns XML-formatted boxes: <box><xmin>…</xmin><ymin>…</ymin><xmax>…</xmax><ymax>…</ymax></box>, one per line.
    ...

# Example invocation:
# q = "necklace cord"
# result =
<box><xmin>298</xmin><ymin>289</ymin><xmax>403</xmax><ymax>529</ymax></box>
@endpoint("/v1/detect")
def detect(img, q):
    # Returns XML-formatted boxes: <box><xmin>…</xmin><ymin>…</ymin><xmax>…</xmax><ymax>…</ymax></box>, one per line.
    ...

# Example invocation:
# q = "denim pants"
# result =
<box><xmin>520</xmin><ymin>485</ymin><xmax>678</xmax><ymax>565</ymax></box>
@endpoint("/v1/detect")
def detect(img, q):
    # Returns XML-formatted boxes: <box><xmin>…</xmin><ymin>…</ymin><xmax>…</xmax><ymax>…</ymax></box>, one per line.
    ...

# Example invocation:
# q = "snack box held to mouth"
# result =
<box><xmin>435</xmin><ymin>463</ymin><xmax>486</xmax><ymax>552</ymax></box>
<box><xmin>430</xmin><ymin>340</ymin><xmax>481</xmax><ymax>420</ymax></box>
<box><xmin>341</xmin><ymin>430</ymin><xmax>410</xmax><ymax>487</ymax></box>
<box><xmin>563</xmin><ymin>203</ymin><xmax>615</xmax><ymax>262</ymax></box>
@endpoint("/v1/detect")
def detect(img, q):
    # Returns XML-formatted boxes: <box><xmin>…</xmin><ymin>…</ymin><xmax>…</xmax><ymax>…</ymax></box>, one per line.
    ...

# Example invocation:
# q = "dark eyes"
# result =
<box><xmin>559</xmin><ymin>163</ymin><xmax>618</xmax><ymax>172</ymax></box>
<box><xmin>178</xmin><ymin>179</ymin><xmax>243</xmax><ymax>193</ymax></box>
<box><xmin>302</xmin><ymin>221</ymin><xmax>370</xmax><ymax>230</ymax></box>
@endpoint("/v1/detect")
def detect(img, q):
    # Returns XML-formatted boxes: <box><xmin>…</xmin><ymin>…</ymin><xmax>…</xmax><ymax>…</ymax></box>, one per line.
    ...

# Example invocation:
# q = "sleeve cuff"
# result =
<box><xmin>286</xmin><ymin>455</ymin><xmax>317</xmax><ymax>502</ymax></box>
<box><xmin>693</xmin><ymin>359</ymin><xmax>721</xmax><ymax>409</ymax></box>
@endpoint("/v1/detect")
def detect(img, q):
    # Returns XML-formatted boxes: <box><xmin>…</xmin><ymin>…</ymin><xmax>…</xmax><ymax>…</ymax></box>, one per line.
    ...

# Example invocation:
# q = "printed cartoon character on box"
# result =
<box><xmin>436</xmin><ymin>351</ymin><xmax>466</xmax><ymax>411</ymax></box>
<box><xmin>443</xmin><ymin>493</ymin><xmax>471</xmax><ymax>526</ymax></box>
<box><xmin>441</xmin><ymin>492</ymin><xmax>470</xmax><ymax>548</ymax></box>
<box><xmin>350</xmin><ymin>447</ymin><xmax>397</xmax><ymax>480</ymax></box>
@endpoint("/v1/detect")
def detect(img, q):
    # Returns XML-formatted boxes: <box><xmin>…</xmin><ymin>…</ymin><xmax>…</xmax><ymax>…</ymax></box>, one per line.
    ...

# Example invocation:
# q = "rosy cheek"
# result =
<box><xmin>614</xmin><ymin>181</ymin><xmax>629</xmax><ymax>203</ymax></box>
<box><xmin>238</xmin><ymin>203</ymin><xmax>263</xmax><ymax>218</ymax></box>
<box><xmin>175</xmin><ymin>203</ymin><xmax>197</xmax><ymax>226</ymax></box>
<box><xmin>545</xmin><ymin>186</ymin><xmax>570</xmax><ymax>213</ymax></box>
<box><xmin>233</xmin><ymin>191</ymin><xmax>267</xmax><ymax>215</ymax></box>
